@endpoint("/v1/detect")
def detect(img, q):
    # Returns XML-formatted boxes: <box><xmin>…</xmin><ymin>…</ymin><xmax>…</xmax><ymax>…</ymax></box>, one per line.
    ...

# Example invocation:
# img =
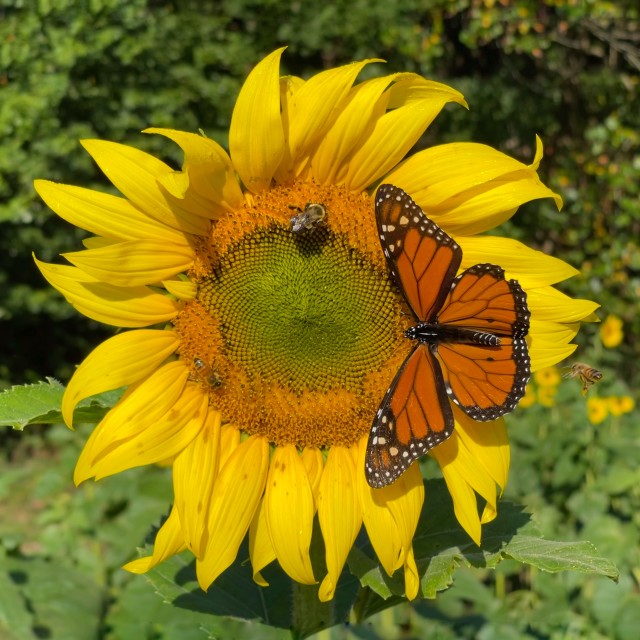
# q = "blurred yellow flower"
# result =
<box><xmin>537</xmin><ymin>386</ymin><xmax>558</xmax><ymax>407</ymax></box>
<box><xmin>608</xmin><ymin>396</ymin><xmax>635</xmax><ymax>417</ymax></box>
<box><xmin>600</xmin><ymin>314</ymin><xmax>623</xmax><ymax>348</ymax></box>
<box><xmin>534</xmin><ymin>366</ymin><xmax>561</xmax><ymax>387</ymax></box>
<box><xmin>587</xmin><ymin>398</ymin><xmax>609</xmax><ymax>425</ymax></box>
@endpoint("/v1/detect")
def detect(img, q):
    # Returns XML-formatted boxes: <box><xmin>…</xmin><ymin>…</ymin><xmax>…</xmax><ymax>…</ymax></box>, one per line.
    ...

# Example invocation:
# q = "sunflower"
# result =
<box><xmin>34</xmin><ymin>49</ymin><xmax>598</xmax><ymax>601</ymax></box>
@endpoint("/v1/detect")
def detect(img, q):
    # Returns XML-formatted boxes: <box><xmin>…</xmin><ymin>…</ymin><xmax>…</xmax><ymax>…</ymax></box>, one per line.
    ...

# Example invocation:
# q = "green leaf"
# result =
<box><xmin>0</xmin><ymin>551</ymin><xmax>104</xmax><ymax>640</ymax></box>
<box><xmin>0</xmin><ymin>380</ymin><xmax>121</xmax><ymax>429</ymax></box>
<box><xmin>0</xmin><ymin>379</ymin><xmax>65</xmax><ymax>429</ymax></box>
<box><xmin>136</xmin><ymin>479</ymin><xmax>617</xmax><ymax>636</ymax></box>
<box><xmin>501</xmin><ymin>536</ymin><xmax>619</xmax><ymax>578</ymax></box>
<box><xmin>142</xmin><ymin>546</ymin><xmax>329</xmax><ymax>640</ymax></box>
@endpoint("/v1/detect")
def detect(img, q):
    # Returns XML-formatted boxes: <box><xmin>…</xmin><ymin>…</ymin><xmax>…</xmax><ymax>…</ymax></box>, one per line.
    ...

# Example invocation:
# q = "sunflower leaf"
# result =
<box><xmin>349</xmin><ymin>480</ymin><xmax>618</xmax><ymax>606</ymax></box>
<box><xmin>0</xmin><ymin>379</ymin><xmax>121</xmax><ymax>429</ymax></box>
<box><xmin>140</xmin><ymin>541</ymin><xmax>359</xmax><ymax>639</ymax></box>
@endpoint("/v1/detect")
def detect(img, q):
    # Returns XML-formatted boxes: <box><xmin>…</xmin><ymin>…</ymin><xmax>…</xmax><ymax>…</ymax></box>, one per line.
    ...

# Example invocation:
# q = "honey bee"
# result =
<box><xmin>190</xmin><ymin>357</ymin><xmax>223</xmax><ymax>389</ymax></box>
<box><xmin>564</xmin><ymin>362</ymin><xmax>603</xmax><ymax>395</ymax></box>
<box><xmin>289</xmin><ymin>202</ymin><xmax>326</xmax><ymax>234</ymax></box>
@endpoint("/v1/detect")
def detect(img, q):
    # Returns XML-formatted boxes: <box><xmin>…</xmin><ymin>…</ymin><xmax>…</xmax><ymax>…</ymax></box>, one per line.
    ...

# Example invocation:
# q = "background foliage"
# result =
<box><xmin>1</xmin><ymin>0</ymin><xmax>638</xmax><ymax>638</ymax></box>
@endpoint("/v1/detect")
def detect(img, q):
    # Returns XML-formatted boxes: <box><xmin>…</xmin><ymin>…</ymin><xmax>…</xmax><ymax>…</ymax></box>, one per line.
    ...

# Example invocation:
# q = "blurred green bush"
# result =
<box><xmin>1</xmin><ymin>1</ymin><xmax>638</xmax><ymax>638</ymax></box>
<box><xmin>1</xmin><ymin>0</ymin><xmax>638</xmax><ymax>387</ymax></box>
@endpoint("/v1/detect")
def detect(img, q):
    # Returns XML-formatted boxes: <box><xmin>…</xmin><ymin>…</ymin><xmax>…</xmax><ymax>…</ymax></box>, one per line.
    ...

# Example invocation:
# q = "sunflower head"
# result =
<box><xmin>34</xmin><ymin>49</ymin><xmax>598</xmax><ymax>602</ymax></box>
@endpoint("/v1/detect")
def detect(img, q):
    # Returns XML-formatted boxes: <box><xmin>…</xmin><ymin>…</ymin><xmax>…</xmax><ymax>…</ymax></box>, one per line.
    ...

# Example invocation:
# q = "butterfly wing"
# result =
<box><xmin>434</xmin><ymin>264</ymin><xmax>531</xmax><ymax>420</ymax></box>
<box><xmin>365</xmin><ymin>344</ymin><xmax>454</xmax><ymax>488</ymax></box>
<box><xmin>375</xmin><ymin>184</ymin><xmax>462</xmax><ymax>321</ymax></box>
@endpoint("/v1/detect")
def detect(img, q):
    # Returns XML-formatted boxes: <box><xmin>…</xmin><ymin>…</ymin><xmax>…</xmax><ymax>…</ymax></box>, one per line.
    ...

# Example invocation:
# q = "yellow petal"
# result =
<box><xmin>74</xmin><ymin>363</ymin><xmax>206</xmax><ymax>482</ymax></box>
<box><xmin>287</xmin><ymin>60</ymin><xmax>377</xmax><ymax>167</ymax></box>
<box><xmin>173</xmin><ymin>410</ymin><xmax>222</xmax><ymax>558</ymax></box>
<box><xmin>145</xmin><ymin>128</ymin><xmax>244</xmax><ymax>217</ymax></box>
<box><xmin>264</xmin><ymin>445</ymin><xmax>315</xmax><ymax>584</ymax></box>
<box><xmin>317</xmin><ymin>445</ymin><xmax>362</xmax><ymax>602</ymax></box>
<box><xmin>301</xmin><ymin>447</ymin><xmax>324</xmax><ymax>507</ymax></box>
<box><xmin>249</xmin><ymin>498</ymin><xmax>276</xmax><ymax>587</ymax></box>
<box><xmin>197</xmin><ymin>436</ymin><xmax>269</xmax><ymax>590</ymax></box>
<box><xmin>456</xmin><ymin>237</ymin><xmax>578</xmax><ymax>287</ymax></box>
<box><xmin>344</xmin><ymin>77</ymin><xmax>466</xmax><ymax>192</ymax></box>
<box><xmin>385</xmin><ymin>142</ymin><xmax>562</xmax><ymax>235</ymax></box>
<box><xmin>62</xmin><ymin>239</ymin><xmax>194</xmax><ymax>287</ymax></box>
<box><xmin>529</xmin><ymin>338</ymin><xmax>578</xmax><ymax>371</ymax></box>
<box><xmin>312</xmin><ymin>74</ymin><xmax>398</xmax><ymax>185</ymax></box>
<box><xmin>431</xmin><ymin>429</ymin><xmax>500</xmax><ymax>546</ymax></box>
<box><xmin>530</xmin><ymin>319</ymin><xmax>579</xmax><ymax>345</ymax></box>
<box><xmin>358</xmin><ymin>466</ymin><xmax>402</xmax><ymax>573</ymax></box>
<box><xmin>357</xmin><ymin>435</ymin><xmax>424</xmax><ymax>597</ymax></box>
<box><xmin>453</xmin><ymin>410</ymin><xmax>510</xmax><ymax>494</ymax></box>
<box><xmin>82</xmin><ymin>237</ymin><xmax>118</xmax><ymax>250</ymax></box>
<box><xmin>34</xmin><ymin>257</ymin><xmax>180</xmax><ymax>327</ymax></box>
<box><xmin>384</xmin><ymin>464</ymin><xmax>424</xmax><ymax>568</ymax></box>
<box><xmin>162</xmin><ymin>279</ymin><xmax>197</xmax><ymax>300</ymax></box>
<box><xmin>403</xmin><ymin>546</ymin><xmax>420</xmax><ymax>601</ymax></box>
<box><xmin>272</xmin><ymin>75</ymin><xmax>305</xmax><ymax>183</ymax></box>
<box><xmin>527</xmin><ymin>286</ymin><xmax>600</xmax><ymax>323</ymax></box>
<box><xmin>33</xmin><ymin>180</ymin><xmax>190</xmax><ymax>245</ymax></box>
<box><xmin>123</xmin><ymin>506</ymin><xmax>185</xmax><ymax>573</ymax></box>
<box><xmin>63</xmin><ymin>328</ymin><xmax>179</xmax><ymax>426</ymax></box>
<box><xmin>218</xmin><ymin>424</ymin><xmax>241</xmax><ymax>468</ymax></box>
<box><xmin>229</xmin><ymin>48</ymin><xmax>286</xmax><ymax>193</ymax></box>
<box><xmin>80</xmin><ymin>140</ymin><xmax>210</xmax><ymax>236</ymax></box>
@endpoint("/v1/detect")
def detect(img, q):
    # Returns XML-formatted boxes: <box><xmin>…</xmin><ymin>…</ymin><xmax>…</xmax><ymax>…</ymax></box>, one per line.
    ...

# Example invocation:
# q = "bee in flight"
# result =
<box><xmin>564</xmin><ymin>362</ymin><xmax>603</xmax><ymax>395</ymax></box>
<box><xmin>289</xmin><ymin>202</ymin><xmax>326</xmax><ymax>234</ymax></box>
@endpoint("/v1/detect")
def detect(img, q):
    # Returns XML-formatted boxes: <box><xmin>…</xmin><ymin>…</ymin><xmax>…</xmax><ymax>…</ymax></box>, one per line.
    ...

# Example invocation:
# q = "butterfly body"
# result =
<box><xmin>407</xmin><ymin>323</ymin><xmax>501</xmax><ymax>347</ymax></box>
<box><xmin>365</xmin><ymin>185</ymin><xmax>531</xmax><ymax>488</ymax></box>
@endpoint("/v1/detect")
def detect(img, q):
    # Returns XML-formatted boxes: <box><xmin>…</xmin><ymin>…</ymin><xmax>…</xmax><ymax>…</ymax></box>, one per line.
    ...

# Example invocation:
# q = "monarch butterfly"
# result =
<box><xmin>289</xmin><ymin>202</ymin><xmax>326</xmax><ymax>234</ymax></box>
<box><xmin>563</xmin><ymin>362</ymin><xmax>602</xmax><ymax>395</ymax></box>
<box><xmin>365</xmin><ymin>184</ymin><xmax>531</xmax><ymax>488</ymax></box>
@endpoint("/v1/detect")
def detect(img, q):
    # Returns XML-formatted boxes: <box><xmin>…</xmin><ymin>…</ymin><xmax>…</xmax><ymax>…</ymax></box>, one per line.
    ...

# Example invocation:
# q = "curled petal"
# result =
<box><xmin>34</xmin><ymin>257</ymin><xmax>180</xmax><ymax>328</ymax></box>
<box><xmin>123</xmin><ymin>506</ymin><xmax>185</xmax><ymax>574</ymax></box>
<box><xmin>80</xmin><ymin>139</ymin><xmax>209</xmax><ymax>236</ymax></box>
<box><xmin>74</xmin><ymin>362</ymin><xmax>206</xmax><ymax>483</ymax></box>
<box><xmin>264</xmin><ymin>445</ymin><xmax>315</xmax><ymax>584</ymax></box>
<box><xmin>317</xmin><ymin>446</ymin><xmax>362</xmax><ymax>602</ymax></box>
<box><xmin>145</xmin><ymin>128</ymin><xmax>244</xmax><ymax>217</ymax></box>
<box><xmin>345</xmin><ymin>78</ymin><xmax>466</xmax><ymax>193</ymax></box>
<box><xmin>230</xmin><ymin>48</ymin><xmax>286</xmax><ymax>193</ymax></box>
<box><xmin>173</xmin><ymin>410</ymin><xmax>222</xmax><ymax>558</ymax></box>
<box><xmin>62</xmin><ymin>329</ymin><xmax>179</xmax><ymax>426</ymax></box>
<box><xmin>33</xmin><ymin>180</ymin><xmax>191</xmax><ymax>244</ymax></box>
<box><xmin>163</xmin><ymin>279</ymin><xmax>197</xmax><ymax>300</ymax></box>
<box><xmin>197</xmin><ymin>436</ymin><xmax>269</xmax><ymax>590</ymax></box>
<box><xmin>62</xmin><ymin>239</ymin><xmax>194</xmax><ymax>287</ymax></box>
<box><xmin>249</xmin><ymin>498</ymin><xmax>276</xmax><ymax>587</ymax></box>
<box><xmin>385</xmin><ymin>141</ymin><xmax>562</xmax><ymax>235</ymax></box>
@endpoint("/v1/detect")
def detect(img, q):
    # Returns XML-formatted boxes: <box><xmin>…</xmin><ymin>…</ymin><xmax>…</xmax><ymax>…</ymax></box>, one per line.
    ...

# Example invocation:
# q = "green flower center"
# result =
<box><xmin>199</xmin><ymin>224</ymin><xmax>397</xmax><ymax>394</ymax></box>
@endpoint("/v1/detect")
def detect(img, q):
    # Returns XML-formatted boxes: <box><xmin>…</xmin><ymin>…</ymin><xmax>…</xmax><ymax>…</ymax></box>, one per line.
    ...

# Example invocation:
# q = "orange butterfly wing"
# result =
<box><xmin>375</xmin><ymin>183</ymin><xmax>461</xmax><ymax>321</ymax></box>
<box><xmin>365</xmin><ymin>344</ymin><xmax>453</xmax><ymax>488</ymax></box>
<box><xmin>434</xmin><ymin>264</ymin><xmax>530</xmax><ymax>420</ymax></box>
